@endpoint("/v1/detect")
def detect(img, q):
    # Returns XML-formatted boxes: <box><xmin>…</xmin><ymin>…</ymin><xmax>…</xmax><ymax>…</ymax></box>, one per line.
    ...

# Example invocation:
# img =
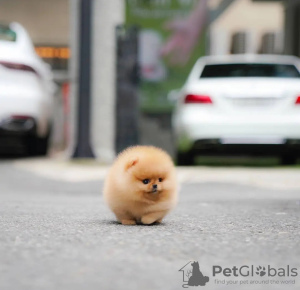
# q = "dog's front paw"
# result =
<box><xmin>141</xmin><ymin>216</ymin><xmax>157</xmax><ymax>225</ymax></box>
<box><xmin>121</xmin><ymin>219</ymin><xmax>136</xmax><ymax>225</ymax></box>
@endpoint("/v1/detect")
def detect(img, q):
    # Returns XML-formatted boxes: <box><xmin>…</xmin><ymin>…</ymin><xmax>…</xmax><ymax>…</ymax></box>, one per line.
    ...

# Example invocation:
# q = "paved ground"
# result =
<box><xmin>0</xmin><ymin>158</ymin><xmax>300</xmax><ymax>290</ymax></box>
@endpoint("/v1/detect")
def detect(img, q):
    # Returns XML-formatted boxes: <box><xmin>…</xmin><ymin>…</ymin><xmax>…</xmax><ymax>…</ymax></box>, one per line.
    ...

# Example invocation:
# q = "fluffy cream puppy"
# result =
<box><xmin>103</xmin><ymin>146</ymin><xmax>178</xmax><ymax>225</ymax></box>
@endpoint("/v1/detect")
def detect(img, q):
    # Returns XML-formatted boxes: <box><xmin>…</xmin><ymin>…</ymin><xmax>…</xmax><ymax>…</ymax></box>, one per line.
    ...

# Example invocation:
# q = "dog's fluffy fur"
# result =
<box><xmin>103</xmin><ymin>146</ymin><xmax>178</xmax><ymax>225</ymax></box>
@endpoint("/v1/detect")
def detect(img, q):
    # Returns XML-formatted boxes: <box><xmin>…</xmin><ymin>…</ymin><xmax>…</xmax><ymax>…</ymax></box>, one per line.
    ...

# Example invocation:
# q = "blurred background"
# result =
<box><xmin>0</xmin><ymin>0</ymin><xmax>300</xmax><ymax>166</ymax></box>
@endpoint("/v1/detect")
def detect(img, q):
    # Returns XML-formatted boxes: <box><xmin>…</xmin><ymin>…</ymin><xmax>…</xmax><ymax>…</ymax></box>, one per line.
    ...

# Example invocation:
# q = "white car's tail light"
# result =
<box><xmin>184</xmin><ymin>94</ymin><xmax>213</xmax><ymax>104</ymax></box>
<box><xmin>0</xmin><ymin>61</ymin><xmax>39</xmax><ymax>76</ymax></box>
<box><xmin>295</xmin><ymin>96</ymin><xmax>300</xmax><ymax>105</ymax></box>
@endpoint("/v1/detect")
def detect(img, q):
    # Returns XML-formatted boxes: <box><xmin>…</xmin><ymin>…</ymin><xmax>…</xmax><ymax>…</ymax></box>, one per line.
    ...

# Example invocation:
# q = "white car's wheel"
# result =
<box><xmin>280</xmin><ymin>154</ymin><xmax>298</xmax><ymax>165</ymax></box>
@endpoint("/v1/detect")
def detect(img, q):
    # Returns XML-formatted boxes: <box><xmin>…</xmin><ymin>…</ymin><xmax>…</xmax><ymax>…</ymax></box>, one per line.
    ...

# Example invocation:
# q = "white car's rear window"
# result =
<box><xmin>200</xmin><ymin>63</ymin><xmax>300</xmax><ymax>78</ymax></box>
<box><xmin>0</xmin><ymin>25</ymin><xmax>16</xmax><ymax>42</ymax></box>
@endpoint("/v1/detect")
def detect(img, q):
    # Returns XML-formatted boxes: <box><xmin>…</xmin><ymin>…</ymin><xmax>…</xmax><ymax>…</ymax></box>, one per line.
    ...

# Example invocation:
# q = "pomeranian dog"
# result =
<box><xmin>103</xmin><ymin>146</ymin><xmax>177</xmax><ymax>225</ymax></box>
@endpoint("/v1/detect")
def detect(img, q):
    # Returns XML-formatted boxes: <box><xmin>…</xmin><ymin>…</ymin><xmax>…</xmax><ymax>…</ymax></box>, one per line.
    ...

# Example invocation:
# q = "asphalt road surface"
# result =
<box><xmin>0</xmin><ymin>159</ymin><xmax>299</xmax><ymax>290</ymax></box>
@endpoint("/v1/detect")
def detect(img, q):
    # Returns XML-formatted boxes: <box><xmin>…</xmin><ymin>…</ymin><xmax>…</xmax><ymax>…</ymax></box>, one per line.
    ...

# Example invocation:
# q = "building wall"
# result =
<box><xmin>0</xmin><ymin>0</ymin><xmax>69</xmax><ymax>45</ymax></box>
<box><xmin>210</xmin><ymin>0</ymin><xmax>284</xmax><ymax>55</ymax></box>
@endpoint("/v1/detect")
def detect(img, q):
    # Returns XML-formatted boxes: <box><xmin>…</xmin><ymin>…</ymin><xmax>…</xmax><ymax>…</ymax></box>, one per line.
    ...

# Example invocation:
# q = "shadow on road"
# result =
<box><xmin>195</xmin><ymin>156</ymin><xmax>300</xmax><ymax>167</ymax></box>
<box><xmin>0</xmin><ymin>152</ymin><xmax>25</xmax><ymax>160</ymax></box>
<box><xmin>88</xmin><ymin>219</ymin><xmax>166</xmax><ymax>227</ymax></box>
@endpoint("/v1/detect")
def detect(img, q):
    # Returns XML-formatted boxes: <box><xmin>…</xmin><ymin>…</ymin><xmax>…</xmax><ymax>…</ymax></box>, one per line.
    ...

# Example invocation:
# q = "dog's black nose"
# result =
<box><xmin>153</xmin><ymin>184</ymin><xmax>157</xmax><ymax>189</ymax></box>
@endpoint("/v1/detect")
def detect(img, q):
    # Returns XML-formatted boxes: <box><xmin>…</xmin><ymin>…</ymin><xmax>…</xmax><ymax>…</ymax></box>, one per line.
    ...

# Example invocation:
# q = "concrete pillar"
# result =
<box><xmin>68</xmin><ymin>0</ymin><xmax>79</xmax><ymax>158</ymax></box>
<box><xmin>92</xmin><ymin>0</ymin><xmax>124</xmax><ymax>162</ymax></box>
<box><xmin>69</xmin><ymin>0</ymin><xmax>124</xmax><ymax>162</ymax></box>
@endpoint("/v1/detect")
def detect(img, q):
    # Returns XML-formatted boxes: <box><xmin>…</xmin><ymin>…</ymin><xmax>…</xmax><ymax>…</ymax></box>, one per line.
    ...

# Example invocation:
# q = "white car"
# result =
<box><xmin>0</xmin><ymin>23</ymin><xmax>55</xmax><ymax>155</ymax></box>
<box><xmin>172</xmin><ymin>54</ymin><xmax>300</xmax><ymax>165</ymax></box>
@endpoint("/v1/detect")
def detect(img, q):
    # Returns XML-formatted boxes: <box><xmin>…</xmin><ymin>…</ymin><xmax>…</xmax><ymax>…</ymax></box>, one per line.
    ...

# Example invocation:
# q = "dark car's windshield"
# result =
<box><xmin>200</xmin><ymin>63</ymin><xmax>300</xmax><ymax>78</ymax></box>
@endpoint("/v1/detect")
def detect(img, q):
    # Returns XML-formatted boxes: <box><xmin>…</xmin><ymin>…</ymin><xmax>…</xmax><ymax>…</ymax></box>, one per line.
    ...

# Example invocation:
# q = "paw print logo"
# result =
<box><xmin>256</xmin><ymin>266</ymin><xmax>266</xmax><ymax>277</ymax></box>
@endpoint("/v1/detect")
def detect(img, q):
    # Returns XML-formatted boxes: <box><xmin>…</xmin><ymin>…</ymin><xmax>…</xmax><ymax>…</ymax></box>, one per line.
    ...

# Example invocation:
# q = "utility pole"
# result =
<box><xmin>72</xmin><ymin>0</ymin><xmax>95</xmax><ymax>158</ymax></box>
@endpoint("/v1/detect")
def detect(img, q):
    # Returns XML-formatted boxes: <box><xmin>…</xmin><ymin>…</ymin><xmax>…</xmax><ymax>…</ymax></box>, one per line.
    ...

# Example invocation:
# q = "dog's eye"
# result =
<box><xmin>158</xmin><ymin>178</ymin><xmax>163</xmax><ymax>182</ymax></box>
<box><xmin>142</xmin><ymin>179</ymin><xmax>150</xmax><ymax>184</ymax></box>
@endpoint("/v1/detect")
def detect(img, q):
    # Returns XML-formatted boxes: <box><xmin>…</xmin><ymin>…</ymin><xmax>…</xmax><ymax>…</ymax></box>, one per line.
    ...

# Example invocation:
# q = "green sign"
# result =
<box><xmin>0</xmin><ymin>25</ymin><xmax>16</xmax><ymax>42</ymax></box>
<box><xmin>126</xmin><ymin>0</ymin><xmax>207</xmax><ymax>113</ymax></box>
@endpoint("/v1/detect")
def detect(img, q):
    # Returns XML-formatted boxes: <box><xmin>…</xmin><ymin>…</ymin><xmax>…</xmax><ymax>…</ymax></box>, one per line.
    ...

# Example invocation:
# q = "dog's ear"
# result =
<box><xmin>125</xmin><ymin>158</ymin><xmax>138</xmax><ymax>170</ymax></box>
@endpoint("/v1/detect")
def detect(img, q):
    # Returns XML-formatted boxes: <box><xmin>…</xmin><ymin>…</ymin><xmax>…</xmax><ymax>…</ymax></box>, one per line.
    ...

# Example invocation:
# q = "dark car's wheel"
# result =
<box><xmin>37</xmin><ymin>133</ymin><xmax>51</xmax><ymax>156</ymax></box>
<box><xmin>176</xmin><ymin>150</ymin><xmax>194</xmax><ymax>166</ymax></box>
<box><xmin>26</xmin><ymin>135</ymin><xmax>37</xmax><ymax>156</ymax></box>
<box><xmin>280</xmin><ymin>154</ymin><xmax>298</xmax><ymax>165</ymax></box>
<box><xmin>26</xmin><ymin>128</ymin><xmax>51</xmax><ymax>156</ymax></box>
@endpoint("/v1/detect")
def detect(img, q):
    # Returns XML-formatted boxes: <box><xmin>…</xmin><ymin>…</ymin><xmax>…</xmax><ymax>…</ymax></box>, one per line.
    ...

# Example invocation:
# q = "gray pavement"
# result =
<box><xmin>0</xmin><ymin>160</ymin><xmax>300</xmax><ymax>290</ymax></box>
